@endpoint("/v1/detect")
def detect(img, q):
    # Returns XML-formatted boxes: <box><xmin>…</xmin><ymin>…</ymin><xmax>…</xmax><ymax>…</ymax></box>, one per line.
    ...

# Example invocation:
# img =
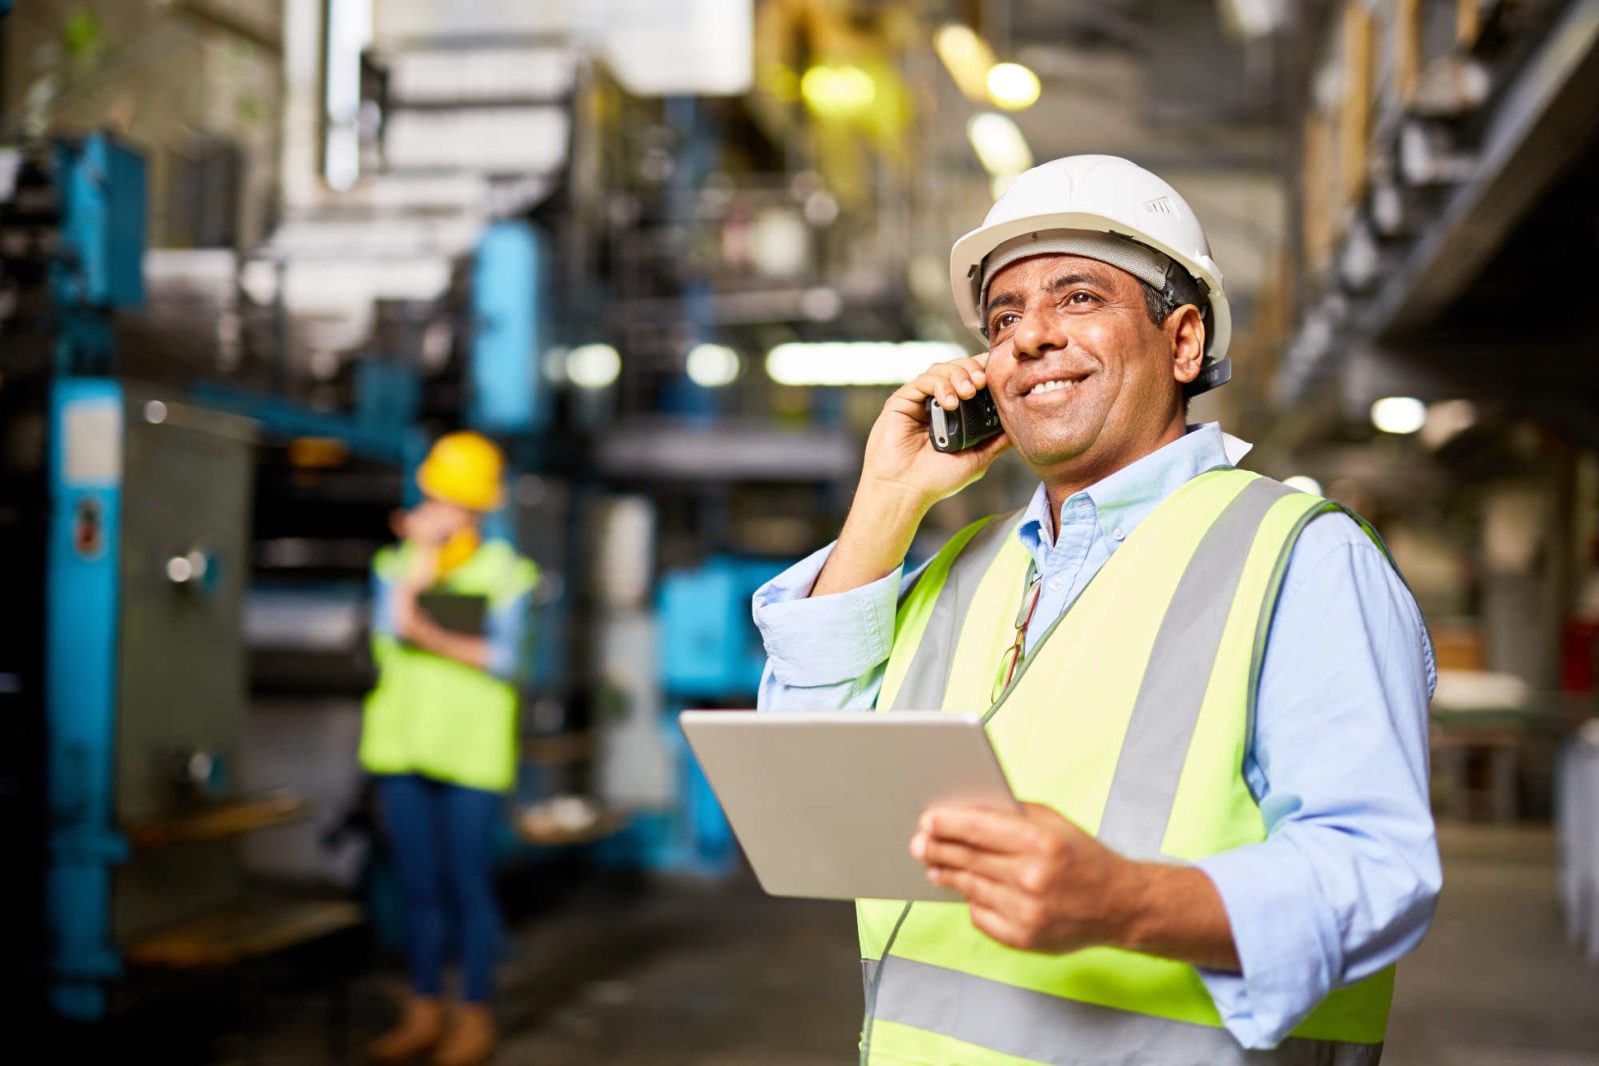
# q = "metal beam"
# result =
<box><xmin>1367</xmin><ymin>0</ymin><xmax>1599</xmax><ymax>338</ymax></box>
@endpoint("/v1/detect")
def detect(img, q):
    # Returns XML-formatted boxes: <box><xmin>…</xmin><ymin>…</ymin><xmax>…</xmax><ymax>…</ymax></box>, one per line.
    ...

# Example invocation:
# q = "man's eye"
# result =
<box><xmin>990</xmin><ymin>311</ymin><xmax>1020</xmax><ymax>331</ymax></box>
<box><xmin>1066</xmin><ymin>291</ymin><xmax>1097</xmax><ymax>305</ymax></box>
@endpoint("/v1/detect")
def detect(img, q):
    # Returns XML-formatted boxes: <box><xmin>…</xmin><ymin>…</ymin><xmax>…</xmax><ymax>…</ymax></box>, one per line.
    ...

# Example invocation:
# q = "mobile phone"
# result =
<box><xmin>927</xmin><ymin>389</ymin><xmax>1003</xmax><ymax>453</ymax></box>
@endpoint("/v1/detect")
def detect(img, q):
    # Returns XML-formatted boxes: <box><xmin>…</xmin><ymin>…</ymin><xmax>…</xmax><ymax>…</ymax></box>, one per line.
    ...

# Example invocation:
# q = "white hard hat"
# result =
<box><xmin>949</xmin><ymin>154</ymin><xmax>1233</xmax><ymax>396</ymax></box>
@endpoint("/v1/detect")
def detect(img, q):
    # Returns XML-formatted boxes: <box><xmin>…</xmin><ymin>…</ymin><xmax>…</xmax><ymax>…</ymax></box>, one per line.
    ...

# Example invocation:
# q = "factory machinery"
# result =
<box><xmin>0</xmin><ymin>1</ymin><xmax>905</xmax><ymax>1027</ymax></box>
<box><xmin>0</xmin><ymin>134</ymin><xmax>579</xmax><ymax>1023</ymax></box>
<box><xmin>0</xmin><ymin>134</ymin><xmax>329</xmax><ymax>1022</ymax></box>
<box><xmin>0</xmin><ymin>129</ymin><xmax>782</xmax><ymax>1026</ymax></box>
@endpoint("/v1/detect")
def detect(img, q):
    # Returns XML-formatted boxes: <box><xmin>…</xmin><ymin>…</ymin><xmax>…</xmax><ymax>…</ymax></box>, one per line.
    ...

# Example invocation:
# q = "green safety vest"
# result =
<box><xmin>858</xmin><ymin>469</ymin><xmax>1397</xmax><ymax>1065</ymax></box>
<box><xmin>360</xmin><ymin>539</ymin><xmax>538</xmax><ymax>794</ymax></box>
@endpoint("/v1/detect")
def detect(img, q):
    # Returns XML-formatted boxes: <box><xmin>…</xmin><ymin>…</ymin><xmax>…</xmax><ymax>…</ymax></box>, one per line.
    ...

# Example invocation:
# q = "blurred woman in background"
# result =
<box><xmin>361</xmin><ymin>432</ymin><xmax>537</xmax><ymax>1066</ymax></box>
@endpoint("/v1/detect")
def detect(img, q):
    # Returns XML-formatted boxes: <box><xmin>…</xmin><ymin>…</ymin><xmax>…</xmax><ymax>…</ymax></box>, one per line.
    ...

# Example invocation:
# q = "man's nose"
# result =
<box><xmin>1011</xmin><ymin>304</ymin><xmax>1065</xmax><ymax>359</ymax></box>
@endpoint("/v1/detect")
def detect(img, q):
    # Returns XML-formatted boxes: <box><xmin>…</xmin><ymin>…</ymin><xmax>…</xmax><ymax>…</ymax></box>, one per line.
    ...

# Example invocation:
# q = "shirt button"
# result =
<box><xmin>1046</xmin><ymin>576</ymin><xmax>1064</xmax><ymax>593</ymax></box>
<box><xmin>1113</xmin><ymin>528</ymin><xmax>1126</xmax><ymax>541</ymax></box>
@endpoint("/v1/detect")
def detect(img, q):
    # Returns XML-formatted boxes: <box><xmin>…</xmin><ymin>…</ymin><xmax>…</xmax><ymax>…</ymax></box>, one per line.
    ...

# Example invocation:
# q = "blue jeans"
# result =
<box><xmin>374</xmin><ymin>774</ymin><xmax>503</xmax><ymax>1003</ymax></box>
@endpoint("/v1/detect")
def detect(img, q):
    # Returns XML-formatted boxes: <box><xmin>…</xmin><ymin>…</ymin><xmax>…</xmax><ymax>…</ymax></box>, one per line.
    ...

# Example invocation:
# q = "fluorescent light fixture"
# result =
<box><xmin>766</xmin><ymin>341</ymin><xmax>970</xmax><ymax>387</ymax></box>
<box><xmin>986</xmin><ymin>62</ymin><xmax>1041</xmax><ymax>110</ymax></box>
<box><xmin>1282</xmin><ymin>475</ymin><xmax>1323</xmax><ymax>496</ymax></box>
<box><xmin>1370</xmin><ymin>396</ymin><xmax>1427</xmax><ymax>435</ymax></box>
<box><xmin>567</xmin><ymin>344</ymin><xmax>621</xmax><ymax>389</ymax></box>
<box><xmin>933</xmin><ymin>23</ymin><xmax>996</xmax><ymax>101</ymax></box>
<box><xmin>967</xmin><ymin>112</ymin><xmax>1033</xmax><ymax>179</ymax></box>
<box><xmin>686</xmin><ymin>343</ymin><xmax>741</xmax><ymax>388</ymax></box>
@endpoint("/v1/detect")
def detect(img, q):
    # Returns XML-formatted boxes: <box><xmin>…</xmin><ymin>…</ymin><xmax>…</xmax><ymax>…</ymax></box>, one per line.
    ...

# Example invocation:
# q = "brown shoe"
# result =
<box><xmin>369</xmin><ymin>995</ymin><xmax>446</xmax><ymax>1063</ymax></box>
<box><xmin>434</xmin><ymin>1003</ymin><xmax>497</xmax><ymax>1066</ymax></box>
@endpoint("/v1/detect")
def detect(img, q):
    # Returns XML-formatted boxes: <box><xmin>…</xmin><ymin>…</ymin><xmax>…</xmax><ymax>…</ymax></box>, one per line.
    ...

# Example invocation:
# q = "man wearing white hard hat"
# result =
<box><xmin>754</xmin><ymin>156</ymin><xmax>1438</xmax><ymax>1063</ymax></box>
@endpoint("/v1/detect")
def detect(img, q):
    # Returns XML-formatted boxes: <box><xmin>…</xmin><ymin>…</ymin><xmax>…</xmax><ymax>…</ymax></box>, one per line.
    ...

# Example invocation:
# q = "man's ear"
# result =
<box><xmin>1168</xmin><ymin>305</ymin><xmax>1207</xmax><ymax>385</ymax></box>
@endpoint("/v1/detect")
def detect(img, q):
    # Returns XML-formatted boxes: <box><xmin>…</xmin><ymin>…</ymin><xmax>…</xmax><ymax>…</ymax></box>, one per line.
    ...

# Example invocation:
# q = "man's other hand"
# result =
<box><xmin>910</xmin><ymin>801</ymin><xmax>1241</xmax><ymax>970</ymax></box>
<box><xmin>910</xmin><ymin>802</ymin><xmax>1133</xmax><ymax>954</ymax></box>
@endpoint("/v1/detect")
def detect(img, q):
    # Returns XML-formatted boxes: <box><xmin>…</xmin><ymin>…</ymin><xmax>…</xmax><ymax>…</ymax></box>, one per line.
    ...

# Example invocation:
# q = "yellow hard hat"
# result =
<box><xmin>416</xmin><ymin>432</ymin><xmax>505</xmax><ymax>512</ymax></box>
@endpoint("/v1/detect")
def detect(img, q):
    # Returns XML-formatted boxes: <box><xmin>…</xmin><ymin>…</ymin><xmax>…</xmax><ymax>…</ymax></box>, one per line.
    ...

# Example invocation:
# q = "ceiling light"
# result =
<box><xmin>1220</xmin><ymin>0</ymin><xmax>1284</xmax><ymax>40</ymax></box>
<box><xmin>686</xmin><ymin>343</ymin><xmax>741</xmax><ymax>388</ymax></box>
<box><xmin>800</xmin><ymin>64</ymin><xmax>876</xmax><ymax>119</ymax></box>
<box><xmin>1282</xmin><ymin>475</ymin><xmax>1323</xmax><ymax>496</ymax></box>
<box><xmin>968</xmin><ymin>112</ymin><xmax>1033</xmax><ymax>181</ymax></box>
<box><xmin>567</xmin><ymin>343</ymin><xmax>621</xmax><ymax>389</ymax></box>
<box><xmin>933</xmin><ymin>23</ymin><xmax>996</xmax><ymax>101</ymax></box>
<box><xmin>765</xmin><ymin>341</ymin><xmax>969</xmax><ymax>387</ymax></box>
<box><xmin>1370</xmin><ymin>396</ymin><xmax>1427</xmax><ymax>435</ymax></box>
<box><xmin>986</xmin><ymin>62</ymin><xmax>1041</xmax><ymax>110</ymax></box>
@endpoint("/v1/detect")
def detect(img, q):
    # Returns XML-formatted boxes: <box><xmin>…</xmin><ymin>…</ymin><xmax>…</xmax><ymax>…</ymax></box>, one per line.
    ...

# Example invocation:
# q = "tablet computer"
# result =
<box><xmin>414</xmin><ymin>591</ymin><xmax>488</xmax><ymax>637</ymax></box>
<box><xmin>679</xmin><ymin>710</ymin><xmax>1017</xmax><ymax>902</ymax></box>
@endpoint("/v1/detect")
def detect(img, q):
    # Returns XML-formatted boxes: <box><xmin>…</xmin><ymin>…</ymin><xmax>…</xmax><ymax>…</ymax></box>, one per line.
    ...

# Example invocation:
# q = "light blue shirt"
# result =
<box><xmin>753</xmin><ymin>423</ymin><xmax>1439</xmax><ymax>1051</ymax></box>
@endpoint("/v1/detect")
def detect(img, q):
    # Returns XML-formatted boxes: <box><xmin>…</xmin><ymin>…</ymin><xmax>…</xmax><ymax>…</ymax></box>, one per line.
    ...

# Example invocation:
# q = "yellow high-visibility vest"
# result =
<box><xmin>858</xmin><ymin>469</ymin><xmax>1396</xmax><ymax>1065</ymax></box>
<box><xmin>360</xmin><ymin>539</ymin><xmax>537</xmax><ymax>794</ymax></box>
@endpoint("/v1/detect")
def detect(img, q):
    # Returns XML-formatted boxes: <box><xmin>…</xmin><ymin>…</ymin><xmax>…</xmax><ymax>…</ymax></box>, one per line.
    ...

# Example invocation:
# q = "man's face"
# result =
<box><xmin>980</xmin><ymin>253</ymin><xmax>1198</xmax><ymax>484</ymax></box>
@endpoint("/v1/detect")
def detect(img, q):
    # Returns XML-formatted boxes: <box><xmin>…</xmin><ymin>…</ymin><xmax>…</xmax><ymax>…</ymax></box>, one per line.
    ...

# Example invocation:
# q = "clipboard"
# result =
<box><xmin>414</xmin><ymin>591</ymin><xmax>488</xmax><ymax>637</ymax></box>
<box><xmin>679</xmin><ymin>710</ymin><xmax>1017</xmax><ymax>902</ymax></box>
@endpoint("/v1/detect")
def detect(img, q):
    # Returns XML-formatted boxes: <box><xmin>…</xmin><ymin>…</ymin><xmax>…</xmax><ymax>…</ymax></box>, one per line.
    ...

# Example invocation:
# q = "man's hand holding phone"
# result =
<box><xmin>811</xmin><ymin>346</ymin><xmax>1012</xmax><ymax>598</ymax></box>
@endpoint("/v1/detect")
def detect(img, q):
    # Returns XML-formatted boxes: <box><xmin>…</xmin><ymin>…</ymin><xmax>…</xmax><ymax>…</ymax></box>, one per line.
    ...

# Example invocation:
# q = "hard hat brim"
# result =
<box><xmin>949</xmin><ymin>209</ymin><xmax>1232</xmax><ymax>369</ymax></box>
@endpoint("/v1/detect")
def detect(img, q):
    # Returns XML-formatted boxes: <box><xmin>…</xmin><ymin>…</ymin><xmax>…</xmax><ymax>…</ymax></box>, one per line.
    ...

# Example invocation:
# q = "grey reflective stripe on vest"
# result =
<box><xmin>889</xmin><ymin>511</ymin><xmax>1021</xmax><ymax>711</ymax></box>
<box><xmin>870</xmin><ymin>956</ymin><xmax>1382</xmax><ymax>1066</ymax></box>
<box><xmin>1094</xmin><ymin>477</ymin><xmax>1295</xmax><ymax>859</ymax></box>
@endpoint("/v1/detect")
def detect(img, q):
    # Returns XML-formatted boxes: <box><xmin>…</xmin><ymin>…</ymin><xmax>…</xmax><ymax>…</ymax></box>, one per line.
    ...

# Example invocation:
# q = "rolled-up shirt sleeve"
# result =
<box><xmin>754</xmin><ymin>543</ymin><xmax>923</xmax><ymax>713</ymax></box>
<box><xmin>485</xmin><ymin>591</ymin><xmax>530</xmax><ymax>681</ymax></box>
<box><xmin>1193</xmin><ymin>515</ymin><xmax>1440</xmax><ymax>1049</ymax></box>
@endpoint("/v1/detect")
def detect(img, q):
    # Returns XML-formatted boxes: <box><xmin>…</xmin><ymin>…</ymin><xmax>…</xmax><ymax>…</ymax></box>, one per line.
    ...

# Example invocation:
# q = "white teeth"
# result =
<box><xmin>1028</xmin><ymin>379</ymin><xmax>1078</xmax><ymax>396</ymax></box>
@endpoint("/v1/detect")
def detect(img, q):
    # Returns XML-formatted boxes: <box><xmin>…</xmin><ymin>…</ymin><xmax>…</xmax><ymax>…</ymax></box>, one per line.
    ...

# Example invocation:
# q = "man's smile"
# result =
<box><xmin>1014</xmin><ymin>369</ymin><xmax>1095</xmax><ymax>404</ymax></box>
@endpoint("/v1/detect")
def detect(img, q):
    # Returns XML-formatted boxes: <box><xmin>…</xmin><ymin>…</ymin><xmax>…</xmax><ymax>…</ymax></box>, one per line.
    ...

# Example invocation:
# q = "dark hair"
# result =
<box><xmin>1140</xmin><ymin>280</ymin><xmax>1179</xmax><ymax>328</ymax></box>
<box><xmin>1141</xmin><ymin>278</ymin><xmax>1203</xmax><ymax>414</ymax></box>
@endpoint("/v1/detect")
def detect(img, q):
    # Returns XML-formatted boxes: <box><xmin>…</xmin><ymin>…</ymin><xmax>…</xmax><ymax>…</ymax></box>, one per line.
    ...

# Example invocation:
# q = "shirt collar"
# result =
<box><xmin>1016</xmin><ymin>423</ymin><xmax>1252</xmax><ymax>556</ymax></box>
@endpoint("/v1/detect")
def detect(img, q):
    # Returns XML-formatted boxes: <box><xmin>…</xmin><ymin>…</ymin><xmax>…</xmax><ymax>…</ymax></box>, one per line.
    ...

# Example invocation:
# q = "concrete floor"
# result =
<box><xmin>429</xmin><ymin>824</ymin><xmax>1599</xmax><ymax>1065</ymax></box>
<box><xmin>1383</xmin><ymin>825</ymin><xmax>1599</xmax><ymax>1065</ymax></box>
<box><xmin>123</xmin><ymin>823</ymin><xmax>1599</xmax><ymax>1065</ymax></box>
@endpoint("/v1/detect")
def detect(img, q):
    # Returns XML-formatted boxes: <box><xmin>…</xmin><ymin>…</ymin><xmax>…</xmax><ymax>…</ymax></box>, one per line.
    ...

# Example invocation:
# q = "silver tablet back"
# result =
<box><xmin>680</xmin><ymin>710</ymin><xmax>1017</xmax><ymax>902</ymax></box>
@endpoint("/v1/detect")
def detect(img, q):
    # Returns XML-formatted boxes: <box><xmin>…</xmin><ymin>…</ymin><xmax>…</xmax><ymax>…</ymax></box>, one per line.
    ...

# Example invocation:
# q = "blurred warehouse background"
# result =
<box><xmin>3</xmin><ymin>0</ymin><xmax>1599</xmax><ymax>1062</ymax></box>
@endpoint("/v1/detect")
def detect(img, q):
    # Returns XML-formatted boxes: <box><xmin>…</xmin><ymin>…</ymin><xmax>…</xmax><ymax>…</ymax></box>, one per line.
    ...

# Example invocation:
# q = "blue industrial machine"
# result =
<box><xmin>49</xmin><ymin>136</ymin><xmax>145</xmax><ymax>375</ymax></box>
<box><xmin>46</xmin><ymin>380</ymin><xmax>258</xmax><ymax>1020</ymax></box>
<box><xmin>34</xmin><ymin>136</ymin><xmax>153</xmax><ymax>1017</ymax></box>
<box><xmin>1</xmin><ymin>135</ymin><xmax>289</xmax><ymax>1021</ymax></box>
<box><xmin>471</xmin><ymin>221</ymin><xmax>552</xmax><ymax>437</ymax></box>
<box><xmin>44</xmin><ymin>378</ymin><xmax>129</xmax><ymax>1019</ymax></box>
<box><xmin>621</xmin><ymin>556</ymin><xmax>781</xmax><ymax>874</ymax></box>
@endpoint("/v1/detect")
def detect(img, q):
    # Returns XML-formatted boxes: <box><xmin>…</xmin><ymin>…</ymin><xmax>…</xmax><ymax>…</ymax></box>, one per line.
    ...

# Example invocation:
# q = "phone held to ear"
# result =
<box><xmin>927</xmin><ymin>388</ymin><xmax>1003</xmax><ymax>453</ymax></box>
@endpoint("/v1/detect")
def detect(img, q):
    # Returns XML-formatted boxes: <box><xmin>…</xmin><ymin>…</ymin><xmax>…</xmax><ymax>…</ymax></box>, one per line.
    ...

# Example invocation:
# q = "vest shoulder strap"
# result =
<box><xmin>880</xmin><ymin>510</ymin><xmax>1020</xmax><ymax>712</ymax></box>
<box><xmin>1089</xmin><ymin>474</ymin><xmax>1301</xmax><ymax>857</ymax></box>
